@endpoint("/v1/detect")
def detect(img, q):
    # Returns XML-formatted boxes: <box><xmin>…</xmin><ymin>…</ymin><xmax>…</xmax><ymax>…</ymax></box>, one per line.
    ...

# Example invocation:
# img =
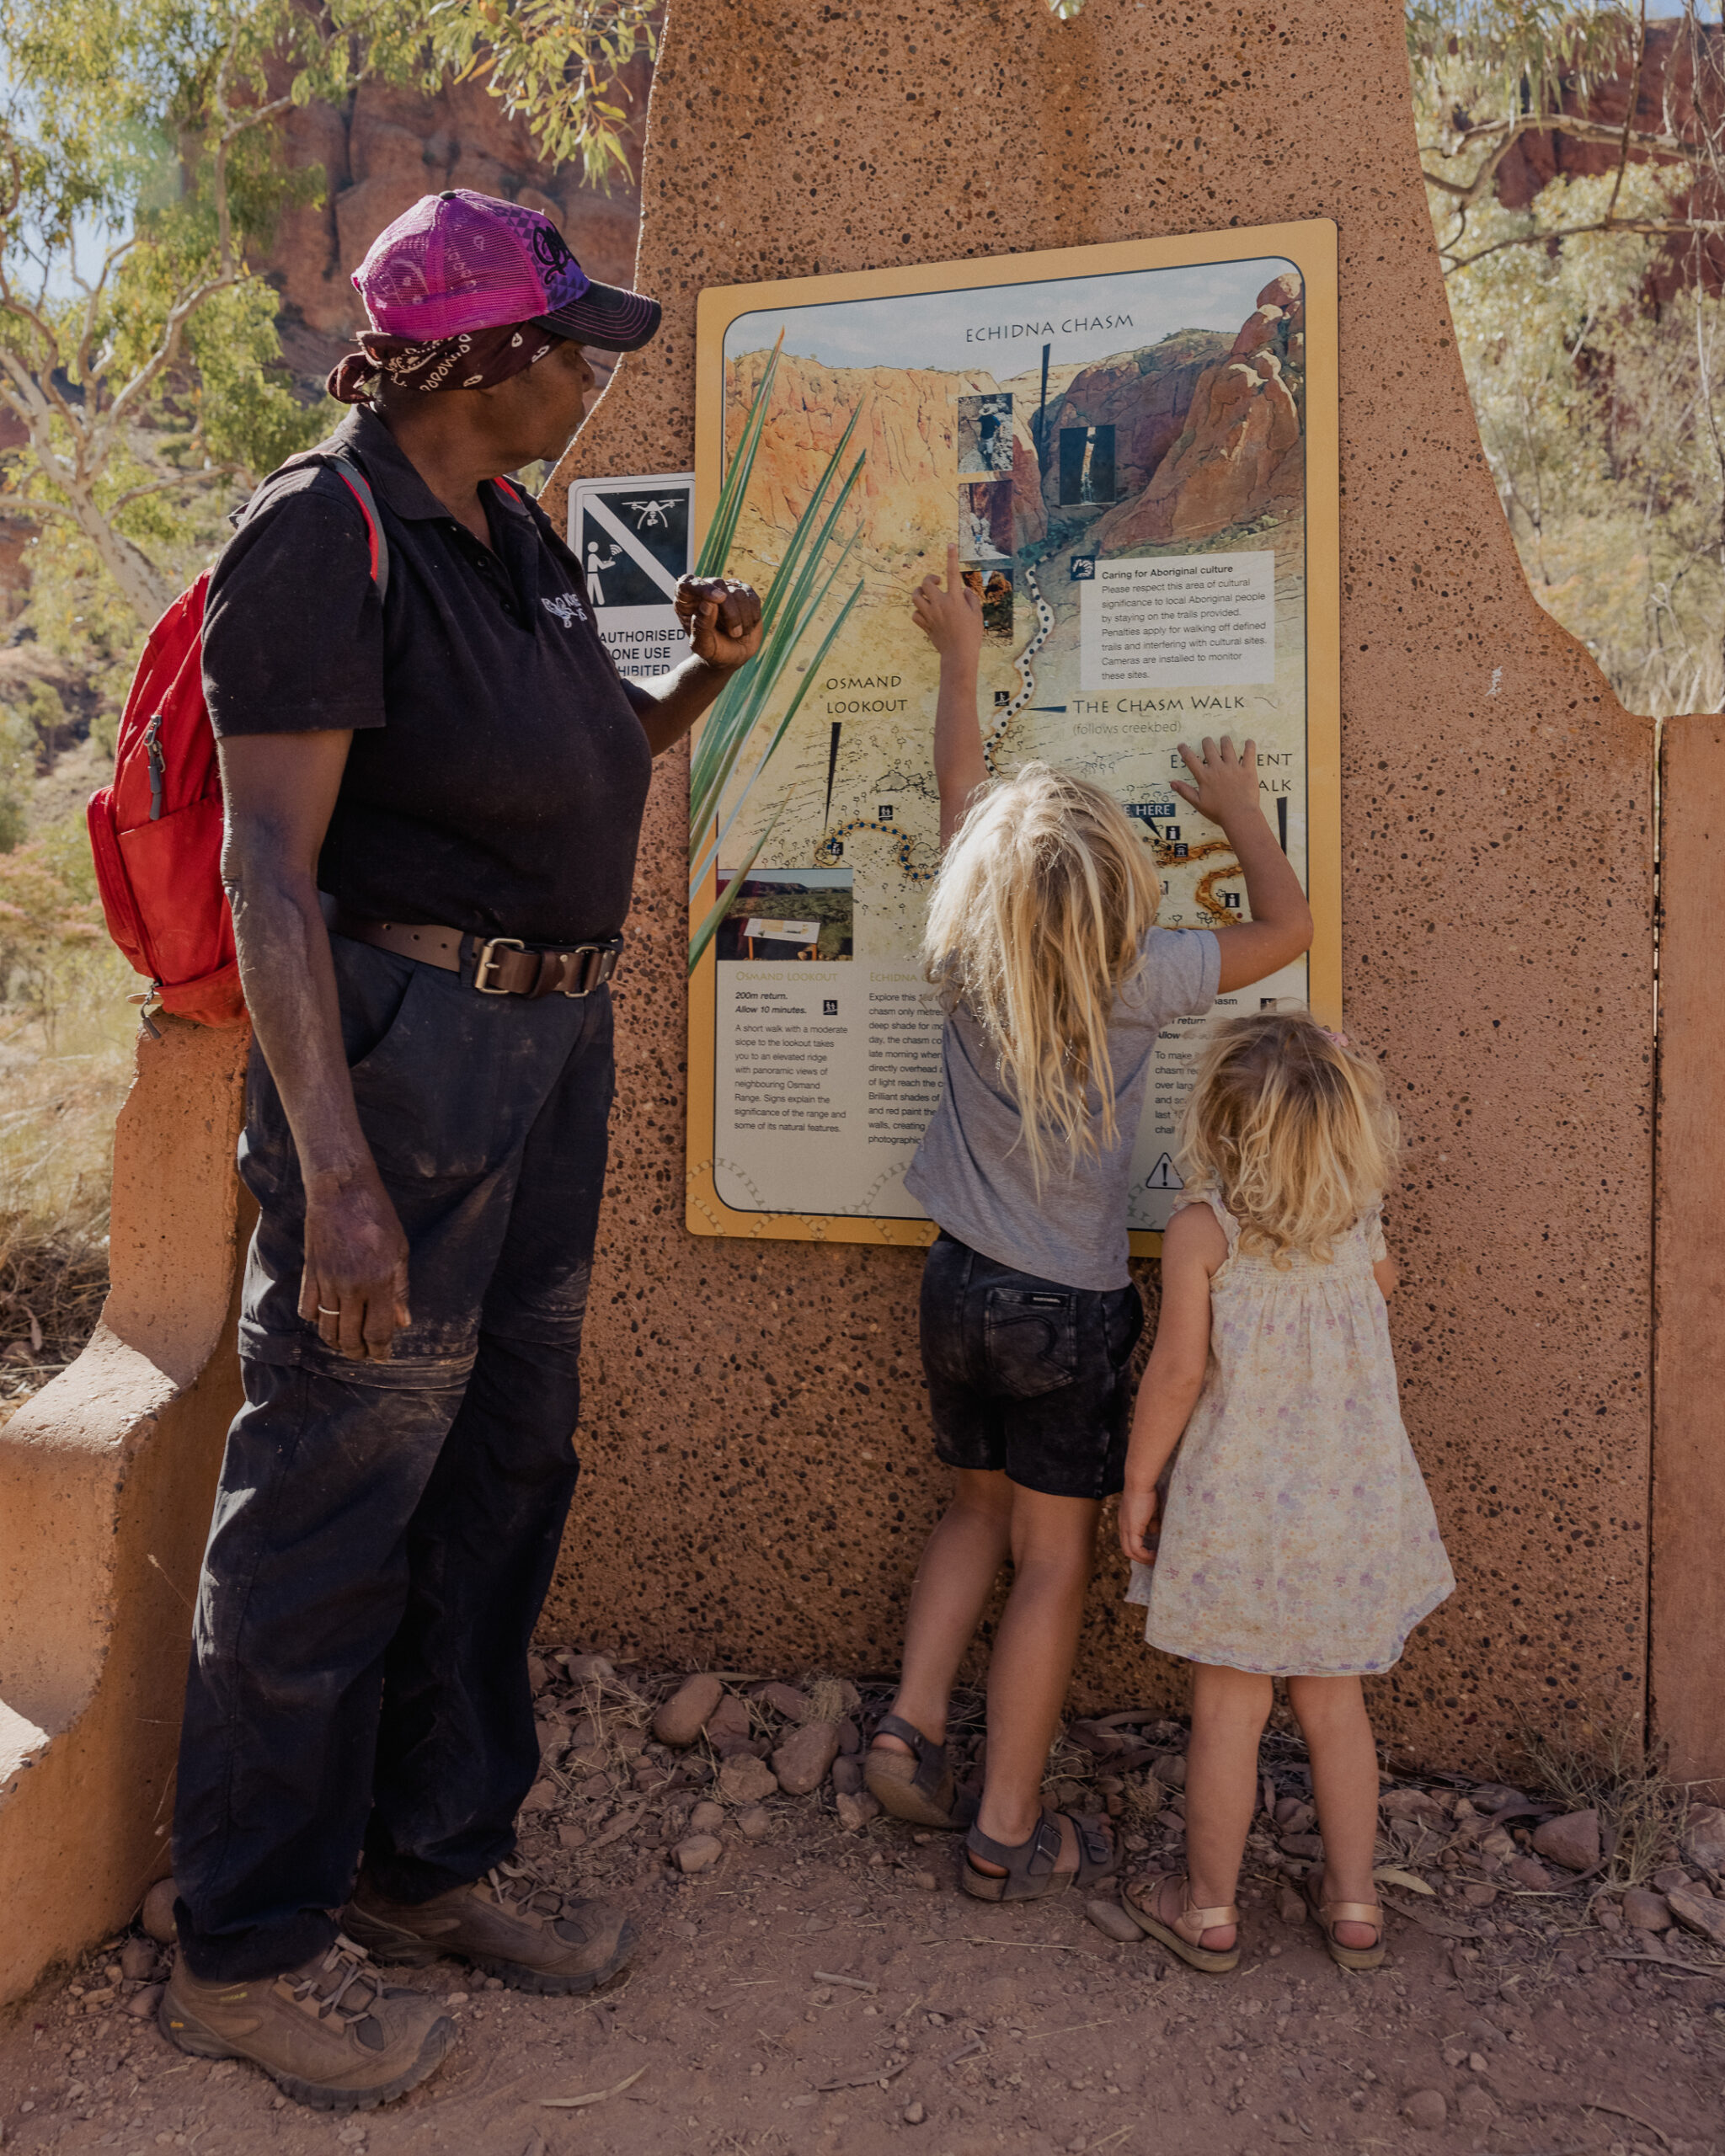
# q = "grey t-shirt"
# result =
<box><xmin>903</xmin><ymin>926</ymin><xmax>1221</xmax><ymax>1291</ymax></box>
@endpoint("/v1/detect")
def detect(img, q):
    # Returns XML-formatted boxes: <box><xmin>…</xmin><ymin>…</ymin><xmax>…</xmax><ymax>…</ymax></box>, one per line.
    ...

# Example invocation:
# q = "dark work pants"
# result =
<box><xmin>173</xmin><ymin>935</ymin><xmax>615</xmax><ymax>1982</ymax></box>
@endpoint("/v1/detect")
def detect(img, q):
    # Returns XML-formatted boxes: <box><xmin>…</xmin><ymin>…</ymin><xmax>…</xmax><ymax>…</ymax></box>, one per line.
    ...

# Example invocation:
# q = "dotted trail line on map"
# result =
<box><xmin>808</xmin><ymin>559</ymin><xmax>1245</xmax><ymax>922</ymax></box>
<box><xmin>814</xmin><ymin>562</ymin><xmax>1056</xmax><ymax>884</ymax></box>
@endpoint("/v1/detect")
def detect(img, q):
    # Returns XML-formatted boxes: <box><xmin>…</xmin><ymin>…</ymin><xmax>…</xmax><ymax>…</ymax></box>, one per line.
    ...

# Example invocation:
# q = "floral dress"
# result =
<box><xmin>1125</xmin><ymin>1189</ymin><xmax>1454</xmax><ymax>1675</ymax></box>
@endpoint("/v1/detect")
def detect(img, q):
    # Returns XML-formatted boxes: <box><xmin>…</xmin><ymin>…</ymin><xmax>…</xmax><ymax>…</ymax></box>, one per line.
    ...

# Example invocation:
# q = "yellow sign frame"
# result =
<box><xmin>686</xmin><ymin>218</ymin><xmax>1341</xmax><ymax>1252</ymax></box>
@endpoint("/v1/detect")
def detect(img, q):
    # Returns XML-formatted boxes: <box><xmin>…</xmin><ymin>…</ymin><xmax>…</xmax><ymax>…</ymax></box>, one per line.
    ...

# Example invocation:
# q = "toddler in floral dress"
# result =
<box><xmin>1113</xmin><ymin>1011</ymin><xmax>1453</xmax><ymax>1974</ymax></box>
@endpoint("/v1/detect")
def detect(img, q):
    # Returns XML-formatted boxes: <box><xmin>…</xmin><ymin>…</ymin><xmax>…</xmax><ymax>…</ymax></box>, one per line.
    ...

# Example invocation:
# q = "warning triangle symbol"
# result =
<box><xmin>1146</xmin><ymin>1152</ymin><xmax>1183</xmax><ymax>1191</ymax></box>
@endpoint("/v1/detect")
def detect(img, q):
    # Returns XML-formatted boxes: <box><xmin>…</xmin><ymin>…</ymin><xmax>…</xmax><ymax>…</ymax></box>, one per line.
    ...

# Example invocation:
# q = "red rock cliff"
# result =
<box><xmin>264</xmin><ymin>69</ymin><xmax>649</xmax><ymax>373</ymax></box>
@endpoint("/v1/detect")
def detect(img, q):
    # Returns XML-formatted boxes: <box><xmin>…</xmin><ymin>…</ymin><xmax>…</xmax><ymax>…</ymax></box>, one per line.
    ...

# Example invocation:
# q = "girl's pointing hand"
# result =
<box><xmin>912</xmin><ymin>545</ymin><xmax>985</xmax><ymax>663</ymax></box>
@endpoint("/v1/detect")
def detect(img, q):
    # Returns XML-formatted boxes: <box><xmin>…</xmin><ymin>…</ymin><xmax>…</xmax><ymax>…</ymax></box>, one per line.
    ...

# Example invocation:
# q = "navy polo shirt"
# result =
<box><xmin>202</xmin><ymin>405</ymin><xmax>654</xmax><ymax>946</ymax></box>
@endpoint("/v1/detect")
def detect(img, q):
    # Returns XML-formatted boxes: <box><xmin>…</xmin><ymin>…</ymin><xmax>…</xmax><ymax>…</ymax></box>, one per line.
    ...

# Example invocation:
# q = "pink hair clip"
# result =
<box><xmin>1322</xmin><ymin>1028</ymin><xmax>1352</xmax><ymax>1049</ymax></box>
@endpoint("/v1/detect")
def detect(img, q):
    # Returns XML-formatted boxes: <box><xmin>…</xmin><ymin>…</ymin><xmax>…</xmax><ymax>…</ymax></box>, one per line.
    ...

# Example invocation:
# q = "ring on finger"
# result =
<box><xmin>317</xmin><ymin>1305</ymin><xmax>339</xmax><ymax>1316</ymax></box>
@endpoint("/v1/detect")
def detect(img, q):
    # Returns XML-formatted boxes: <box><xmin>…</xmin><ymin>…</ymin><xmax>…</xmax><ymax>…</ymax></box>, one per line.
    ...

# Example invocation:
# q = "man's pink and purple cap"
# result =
<box><xmin>353</xmin><ymin>189</ymin><xmax>661</xmax><ymax>353</ymax></box>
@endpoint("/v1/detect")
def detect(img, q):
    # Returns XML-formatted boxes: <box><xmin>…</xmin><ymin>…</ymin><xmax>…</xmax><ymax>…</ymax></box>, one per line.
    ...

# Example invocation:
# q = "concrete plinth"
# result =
<box><xmin>0</xmin><ymin>1020</ymin><xmax>249</xmax><ymax>2004</ymax></box>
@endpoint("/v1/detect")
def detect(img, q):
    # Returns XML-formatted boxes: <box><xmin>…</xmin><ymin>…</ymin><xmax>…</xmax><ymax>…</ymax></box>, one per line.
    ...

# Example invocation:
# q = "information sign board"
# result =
<box><xmin>569</xmin><ymin>470</ymin><xmax>694</xmax><ymax>681</ymax></box>
<box><xmin>687</xmin><ymin>223</ymin><xmax>1340</xmax><ymax>1250</ymax></box>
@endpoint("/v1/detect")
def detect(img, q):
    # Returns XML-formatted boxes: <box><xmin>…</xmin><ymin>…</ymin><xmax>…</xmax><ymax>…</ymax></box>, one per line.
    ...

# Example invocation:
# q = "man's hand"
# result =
<box><xmin>676</xmin><ymin>575</ymin><xmax>762</xmax><ymax>670</ymax></box>
<box><xmin>299</xmin><ymin>1169</ymin><xmax>412</xmax><ymax>1363</ymax></box>
<box><xmin>1171</xmin><ymin>734</ymin><xmax>1260</xmax><ymax>830</ymax></box>
<box><xmin>1119</xmin><ymin>1483</ymin><xmax>1161</xmax><ymax>1566</ymax></box>
<box><xmin>912</xmin><ymin>546</ymin><xmax>985</xmax><ymax>665</ymax></box>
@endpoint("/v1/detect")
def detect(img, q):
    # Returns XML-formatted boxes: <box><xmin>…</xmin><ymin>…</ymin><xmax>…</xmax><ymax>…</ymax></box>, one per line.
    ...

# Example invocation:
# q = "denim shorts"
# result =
<box><xmin>919</xmin><ymin>1231</ymin><xmax>1145</xmax><ymax>1500</ymax></box>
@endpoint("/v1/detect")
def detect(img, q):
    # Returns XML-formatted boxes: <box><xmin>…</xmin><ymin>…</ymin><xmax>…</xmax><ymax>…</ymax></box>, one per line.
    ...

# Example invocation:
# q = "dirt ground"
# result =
<box><xmin>2</xmin><ymin>1663</ymin><xmax>1722</xmax><ymax>2156</ymax></box>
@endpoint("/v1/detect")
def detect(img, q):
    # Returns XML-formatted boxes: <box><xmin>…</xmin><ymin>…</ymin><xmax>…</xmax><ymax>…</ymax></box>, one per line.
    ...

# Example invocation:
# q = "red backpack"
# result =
<box><xmin>87</xmin><ymin>449</ymin><xmax>390</xmax><ymax>1031</ymax></box>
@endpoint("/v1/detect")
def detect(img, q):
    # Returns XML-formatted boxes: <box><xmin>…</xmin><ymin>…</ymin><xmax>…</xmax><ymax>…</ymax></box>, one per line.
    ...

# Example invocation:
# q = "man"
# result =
<box><xmin>158</xmin><ymin>190</ymin><xmax>761</xmax><ymax>2112</ymax></box>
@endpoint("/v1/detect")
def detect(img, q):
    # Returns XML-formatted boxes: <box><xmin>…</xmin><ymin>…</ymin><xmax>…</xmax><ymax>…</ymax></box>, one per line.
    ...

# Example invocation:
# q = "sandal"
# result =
<box><xmin>863</xmin><ymin>1714</ymin><xmax>977</xmax><ymax>1831</ymax></box>
<box><xmin>960</xmin><ymin>1812</ymin><xmax>1117</xmax><ymax>1903</ymax></box>
<box><xmin>1117</xmin><ymin>1872</ymin><xmax>1241</xmax><ymax>1974</ymax></box>
<box><xmin>1304</xmin><ymin>1867</ymin><xmax>1386</xmax><ymax>1971</ymax></box>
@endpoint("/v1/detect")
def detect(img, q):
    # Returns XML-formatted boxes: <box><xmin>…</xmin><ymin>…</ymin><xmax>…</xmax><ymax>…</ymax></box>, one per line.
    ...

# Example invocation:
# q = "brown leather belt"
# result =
<box><xmin>324</xmin><ymin>899</ymin><xmax>622</xmax><ymax>999</ymax></box>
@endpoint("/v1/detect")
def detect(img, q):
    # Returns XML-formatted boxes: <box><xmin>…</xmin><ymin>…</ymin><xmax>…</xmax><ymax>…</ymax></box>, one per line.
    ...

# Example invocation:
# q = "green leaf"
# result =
<box><xmin>686</xmin><ymin>348</ymin><xmax>871</xmax><ymax>970</ymax></box>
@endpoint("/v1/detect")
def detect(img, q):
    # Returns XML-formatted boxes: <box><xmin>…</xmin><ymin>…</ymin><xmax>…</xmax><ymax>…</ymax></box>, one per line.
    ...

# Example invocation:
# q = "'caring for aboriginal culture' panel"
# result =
<box><xmin>686</xmin><ymin>224</ymin><xmax>1341</xmax><ymax>1249</ymax></box>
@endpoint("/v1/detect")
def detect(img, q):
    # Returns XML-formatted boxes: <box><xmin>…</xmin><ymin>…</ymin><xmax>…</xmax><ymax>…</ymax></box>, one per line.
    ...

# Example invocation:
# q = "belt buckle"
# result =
<box><xmin>562</xmin><ymin>943</ymin><xmax>601</xmax><ymax>998</ymax></box>
<box><xmin>474</xmin><ymin>936</ymin><xmax>525</xmax><ymax>993</ymax></box>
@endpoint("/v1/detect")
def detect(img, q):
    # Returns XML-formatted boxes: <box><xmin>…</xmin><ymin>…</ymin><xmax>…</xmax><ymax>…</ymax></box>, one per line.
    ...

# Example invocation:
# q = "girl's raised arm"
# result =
<box><xmin>912</xmin><ymin>546</ymin><xmax>991</xmax><ymax>846</ymax></box>
<box><xmin>1171</xmin><ymin>735</ymin><xmax>1314</xmax><ymax>993</ymax></box>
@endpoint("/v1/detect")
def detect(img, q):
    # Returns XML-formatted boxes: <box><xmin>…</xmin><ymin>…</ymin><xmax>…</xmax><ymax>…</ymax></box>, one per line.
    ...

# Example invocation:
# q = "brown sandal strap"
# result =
<box><xmin>872</xmin><ymin>1714</ymin><xmax>949</xmax><ymax>1803</ymax></box>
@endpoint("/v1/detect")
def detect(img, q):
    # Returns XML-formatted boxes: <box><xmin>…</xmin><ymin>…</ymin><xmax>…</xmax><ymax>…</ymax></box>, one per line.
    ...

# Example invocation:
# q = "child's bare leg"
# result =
<box><xmin>969</xmin><ymin>1485</ymin><xmax>1103</xmax><ymax>1875</ymax></box>
<box><xmin>875</xmin><ymin>1469</ymin><xmax>1014</xmax><ymax>1756</ymax></box>
<box><xmin>1287</xmin><ymin>1673</ymin><xmax>1381</xmax><ymax>1950</ymax></box>
<box><xmin>1187</xmin><ymin>1664</ymin><xmax>1274</xmax><ymax>1929</ymax></box>
<box><xmin>1135</xmin><ymin>1662</ymin><xmax>1272</xmax><ymax>1950</ymax></box>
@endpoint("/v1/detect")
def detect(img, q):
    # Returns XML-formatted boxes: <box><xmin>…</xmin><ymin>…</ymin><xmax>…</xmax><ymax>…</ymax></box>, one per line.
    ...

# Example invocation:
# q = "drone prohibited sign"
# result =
<box><xmin>568</xmin><ymin>470</ymin><xmax>695</xmax><ymax>681</ymax></box>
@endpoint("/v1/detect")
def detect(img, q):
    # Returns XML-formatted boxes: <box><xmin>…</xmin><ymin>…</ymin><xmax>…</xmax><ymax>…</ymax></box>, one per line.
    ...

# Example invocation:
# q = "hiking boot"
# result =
<box><xmin>343</xmin><ymin>1864</ymin><xmax>637</xmax><ymax>1995</ymax></box>
<box><xmin>158</xmin><ymin>1935</ymin><xmax>451</xmax><ymax>2111</ymax></box>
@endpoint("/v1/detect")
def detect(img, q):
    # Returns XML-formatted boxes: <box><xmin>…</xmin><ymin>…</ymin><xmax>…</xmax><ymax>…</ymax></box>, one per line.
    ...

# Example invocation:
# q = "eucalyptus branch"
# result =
<box><xmin>222</xmin><ymin>93</ymin><xmax>294</xmax><ymax>145</ymax></box>
<box><xmin>1419</xmin><ymin>111</ymin><xmax>1700</xmax><ymax>206</ymax></box>
<box><xmin>0</xmin><ymin>284</ymin><xmax>62</xmax><ymax>377</ymax></box>
<box><xmin>100</xmin><ymin>269</ymin><xmax>241</xmax><ymax>440</ymax></box>
<box><xmin>1604</xmin><ymin>0</ymin><xmax>1650</xmax><ymax>226</ymax></box>
<box><xmin>0</xmin><ymin>305</ymin><xmax>76</xmax><ymax>434</ymax></box>
<box><xmin>210</xmin><ymin>33</ymin><xmax>238</xmax><ymax>271</ymax></box>
<box><xmin>0</xmin><ymin>492</ymin><xmax>75</xmax><ymax>525</ymax></box>
<box><xmin>108</xmin><ymin>464</ymin><xmax>243</xmax><ymax>511</ymax></box>
<box><xmin>0</xmin><ymin>375</ymin><xmax>87</xmax><ymax>502</ymax></box>
<box><xmin>1443</xmin><ymin>215</ymin><xmax>1725</xmax><ymax>274</ymax></box>
<box><xmin>1437</xmin><ymin>110</ymin><xmax>1692</xmax><ymax>159</ymax></box>
<box><xmin>73</xmin><ymin>237</ymin><xmax>136</xmax><ymax>382</ymax></box>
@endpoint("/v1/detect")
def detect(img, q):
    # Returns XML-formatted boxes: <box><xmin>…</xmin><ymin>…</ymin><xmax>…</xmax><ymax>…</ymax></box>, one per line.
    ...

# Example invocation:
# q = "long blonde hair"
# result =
<box><xmin>1178</xmin><ymin>1011</ymin><xmax>1399</xmax><ymax>1262</ymax></box>
<box><xmin>921</xmin><ymin>762</ymin><xmax>1161</xmax><ymax>1187</ymax></box>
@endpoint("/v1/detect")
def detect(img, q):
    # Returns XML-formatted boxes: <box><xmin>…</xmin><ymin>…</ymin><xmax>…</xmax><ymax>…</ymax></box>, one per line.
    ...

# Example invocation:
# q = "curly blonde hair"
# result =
<box><xmin>921</xmin><ymin>762</ymin><xmax>1161</xmax><ymax>1190</ymax></box>
<box><xmin>1178</xmin><ymin>1011</ymin><xmax>1399</xmax><ymax>1262</ymax></box>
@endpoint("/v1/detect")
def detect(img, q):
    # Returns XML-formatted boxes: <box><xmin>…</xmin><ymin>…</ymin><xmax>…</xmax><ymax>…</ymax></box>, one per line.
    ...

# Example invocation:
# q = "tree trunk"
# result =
<box><xmin>0</xmin><ymin>385</ymin><xmax>174</xmax><ymax>628</ymax></box>
<box><xmin>56</xmin><ymin>475</ymin><xmax>173</xmax><ymax>627</ymax></box>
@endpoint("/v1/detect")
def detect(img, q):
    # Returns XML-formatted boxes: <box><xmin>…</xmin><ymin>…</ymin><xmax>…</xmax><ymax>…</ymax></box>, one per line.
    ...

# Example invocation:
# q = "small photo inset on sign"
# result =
<box><xmin>960</xmin><ymin>562</ymin><xmax>1014</xmax><ymax>644</ymax></box>
<box><xmin>958</xmin><ymin>392</ymin><xmax>1014</xmax><ymax>476</ymax></box>
<box><xmin>713</xmin><ymin>867</ymin><xmax>854</xmax><ymax>963</ymax></box>
<box><xmin>1058</xmin><ymin>423</ymin><xmax>1117</xmax><ymax>506</ymax></box>
<box><xmin>959</xmin><ymin>478</ymin><xmax>1014</xmax><ymax>560</ymax></box>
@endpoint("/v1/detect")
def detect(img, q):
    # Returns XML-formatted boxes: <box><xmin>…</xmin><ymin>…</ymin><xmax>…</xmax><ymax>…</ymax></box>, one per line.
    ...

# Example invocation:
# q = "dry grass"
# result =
<box><xmin>0</xmin><ymin>962</ymin><xmax>138</xmax><ymax>1426</ymax></box>
<box><xmin>1515</xmin><ymin>1718</ymin><xmax>1686</xmax><ymax>1888</ymax></box>
<box><xmin>804</xmin><ymin>1673</ymin><xmax>861</xmax><ymax>1726</ymax></box>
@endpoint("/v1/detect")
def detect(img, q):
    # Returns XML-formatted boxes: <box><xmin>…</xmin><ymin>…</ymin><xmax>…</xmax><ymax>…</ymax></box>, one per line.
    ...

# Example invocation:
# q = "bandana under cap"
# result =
<box><xmin>326</xmin><ymin>322</ymin><xmax>556</xmax><ymax>405</ymax></box>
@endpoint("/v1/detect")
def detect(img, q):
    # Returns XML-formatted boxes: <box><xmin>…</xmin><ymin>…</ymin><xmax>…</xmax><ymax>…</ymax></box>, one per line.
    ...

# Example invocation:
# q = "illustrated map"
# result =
<box><xmin>694</xmin><ymin>248</ymin><xmax>1322</xmax><ymax>1237</ymax></box>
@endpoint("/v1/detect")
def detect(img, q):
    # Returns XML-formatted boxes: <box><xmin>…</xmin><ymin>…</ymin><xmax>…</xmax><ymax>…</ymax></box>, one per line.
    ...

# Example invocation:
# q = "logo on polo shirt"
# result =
<box><xmin>542</xmin><ymin>590</ymin><xmax>589</xmax><ymax>628</ymax></box>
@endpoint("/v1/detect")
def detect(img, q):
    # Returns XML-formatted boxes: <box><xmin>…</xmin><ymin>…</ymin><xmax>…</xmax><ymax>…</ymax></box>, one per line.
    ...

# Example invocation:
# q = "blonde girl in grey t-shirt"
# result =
<box><xmin>866</xmin><ymin>549</ymin><xmax>1315</xmax><ymax>1906</ymax></box>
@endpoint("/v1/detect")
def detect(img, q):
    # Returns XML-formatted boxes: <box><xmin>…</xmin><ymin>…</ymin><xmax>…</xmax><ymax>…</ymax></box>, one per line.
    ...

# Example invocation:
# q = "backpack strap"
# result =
<box><xmin>328</xmin><ymin>451</ymin><xmax>390</xmax><ymax>602</ymax></box>
<box><xmin>232</xmin><ymin>446</ymin><xmax>390</xmax><ymax>602</ymax></box>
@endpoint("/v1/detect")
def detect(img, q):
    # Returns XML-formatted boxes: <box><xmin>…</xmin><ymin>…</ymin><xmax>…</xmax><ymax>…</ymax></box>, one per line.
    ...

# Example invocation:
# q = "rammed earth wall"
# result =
<box><xmin>542</xmin><ymin>0</ymin><xmax>1662</xmax><ymax>1771</ymax></box>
